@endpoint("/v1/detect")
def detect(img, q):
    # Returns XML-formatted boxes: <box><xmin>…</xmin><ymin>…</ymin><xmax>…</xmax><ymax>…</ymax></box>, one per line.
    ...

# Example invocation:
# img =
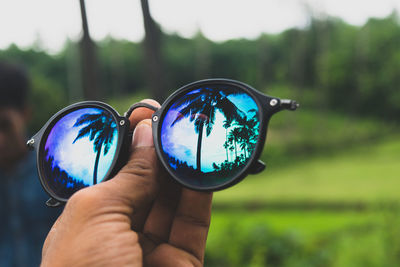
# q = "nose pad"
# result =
<box><xmin>248</xmin><ymin>159</ymin><xmax>266</xmax><ymax>174</ymax></box>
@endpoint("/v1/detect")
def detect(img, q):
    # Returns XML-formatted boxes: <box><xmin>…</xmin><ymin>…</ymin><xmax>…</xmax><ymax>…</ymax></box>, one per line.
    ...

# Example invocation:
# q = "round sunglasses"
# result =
<box><xmin>27</xmin><ymin>79</ymin><xmax>298</xmax><ymax>207</ymax></box>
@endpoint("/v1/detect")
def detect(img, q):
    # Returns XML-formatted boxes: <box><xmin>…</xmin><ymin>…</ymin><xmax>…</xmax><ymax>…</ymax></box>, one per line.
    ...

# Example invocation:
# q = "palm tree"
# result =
<box><xmin>140</xmin><ymin>0</ymin><xmax>168</xmax><ymax>101</ymax></box>
<box><xmin>223</xmin><ymin>119</ymin><xmax>232</xmax><ymax>161</ymax></box>
<box><xmin>79</xmin><ymin>0</ymin><xmax>99</xmax><ymax>100</ymax></box>
<box><xmin>237</xmin><ymin>115</ymin><xmax>258</xmax><ymax>158</ymax></box>
<box><xmin>223</xmin><ymin>141</ymin><xmax>230</xmax><ymax>162</ymax></box>
<box><xmin>229</xmin><ymin>146</ymin><xmax>235</xmax><ymax>163</ymax></box>
<box><xmin>73</xmin><ymin>112</ymin><xmax>117</xmax><ymax>185</ymax></box>
<box><xmin>171</xmin><ymin>88</ymin><xmax>243</xmax><ymax>172</ymax></box>
<box><xmin>228</xmin><ymin>127</ymin><xmax>241</xmax><ymax>162</ymax></box>
<box><xmin>232</xmin><ymin>109</ymin><xmax>259</xmax><ymax>159</ymax></box>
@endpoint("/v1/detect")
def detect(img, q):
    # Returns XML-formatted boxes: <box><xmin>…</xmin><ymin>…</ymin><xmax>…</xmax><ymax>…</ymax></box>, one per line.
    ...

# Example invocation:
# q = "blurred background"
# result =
<box><xmin>1</xmin><ymin>0</ymin><xmax>400</xmax><ymax>266</ymax></box>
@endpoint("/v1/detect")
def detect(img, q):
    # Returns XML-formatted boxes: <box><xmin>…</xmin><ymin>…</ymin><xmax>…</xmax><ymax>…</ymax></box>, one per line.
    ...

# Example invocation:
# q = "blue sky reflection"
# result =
<box><xmin>44</xmin><ymin>108</ymin><xmax>118</xmax><ymax>185</ymax></box>
<box><xmin>161</xmin><ymin>91</ymin><xmax>259</xmax><ymax>173</ymax></box>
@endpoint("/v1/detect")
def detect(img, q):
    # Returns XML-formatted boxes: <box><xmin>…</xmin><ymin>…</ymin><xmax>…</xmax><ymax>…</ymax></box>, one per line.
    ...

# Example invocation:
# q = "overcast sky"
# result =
<box><xmin>0</xmin><ymin>0</ymin><xmax>399</xmax><ymax>53</ymax></box>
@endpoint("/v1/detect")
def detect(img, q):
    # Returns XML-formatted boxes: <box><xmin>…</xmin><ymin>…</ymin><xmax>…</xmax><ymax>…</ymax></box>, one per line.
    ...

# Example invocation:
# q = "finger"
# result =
<box><xmin>98</xmin><ymin>119</ymin><xmax>159</xmax><ymax>229</ymax></box>
<box><xmin>129</xmin><ymin>99</ymin><xmax>160</xmax><ymax>130</ymax></box>
<box><xmin>95</xmin><ymin>99</ymin><xmax>160</xmax><ymax>230</ymax></box>
<box><xmin>141</xmin><ymin>173</ymin><xmax>182</xmax><ymax>254</ymax></box>
<box><xmin>144</xmin><ymin>244</ymin><xmax>201</xmax><ymax>267</ymax></box>
<box><xmin>42</xmin><ymin>215</ymin><xmax>62</xmax><ymax>257</ymax></box>
<box><xmin>169</xmin><ymin>189</ymin><xmax>213</xmax><ymax>263</ymax></box>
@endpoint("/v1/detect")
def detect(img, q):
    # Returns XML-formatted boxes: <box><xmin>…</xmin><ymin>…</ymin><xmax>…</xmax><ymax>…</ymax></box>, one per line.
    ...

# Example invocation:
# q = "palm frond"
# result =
<box><xmin>171</xmin><ymin>103</ymin><xmax>194</xmax><ymax>126</ymax></box>
<box><xmin>171</xmin><ymin>100</ymin><xmax>206</xmax><ymax>126</ymax></box>
<box><xmin>103</xmin><ymin>126</ymin><xmax>116</xmax><ymax>155</ymax></box>
<box><xmin>73</xmin><ymin>113</ymin><xmax>102</xmax><ymax>127</ymax></box>
<box><xmin>73</xmin><ymin>126</ymin><xmax>92</xmax><ymax>143</ymax></box>
<box><xmin>206</xmin><ymin>107</ymin><xmax>216</xmax><ymax>136</ymax></box>
<box><xmin>170</xmin><ymin>90</ymin><xmax>203</xmax><ymax>110</ymax></box>
<box><xmin>215</xmin><ymin>97</ymin><xmax>244</xmax><ymax>122</ymax></box>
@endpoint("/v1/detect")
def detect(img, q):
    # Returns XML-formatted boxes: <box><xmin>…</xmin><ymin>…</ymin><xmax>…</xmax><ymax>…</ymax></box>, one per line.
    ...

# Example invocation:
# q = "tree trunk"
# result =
<box><xmin>234</xmin><ymin>138</ymin><xmax>237</xmax><ymax>160</ymax></box>
<box><xmin>79</xmin><ymin>0</ymin><xmax>100</xmax><ymax>100</ymax></box>
<box><xmin>225</xmin><ymin>128</ymin><xmax>229</xmax><ymax>162</ymax></box>
<box><xmin>93</xmin><ymin>148</ymin><xmax>101</xmax><ymax>185</ymax></box>
<box><xmin>196</xmin><ymin>122</ymin><xmax>204</xmax><ymax>172</ymax></box>
<box><xmin>140</xmin><ymin>0</ymin><xmax>167</xmax><ymax>101</ymax></box>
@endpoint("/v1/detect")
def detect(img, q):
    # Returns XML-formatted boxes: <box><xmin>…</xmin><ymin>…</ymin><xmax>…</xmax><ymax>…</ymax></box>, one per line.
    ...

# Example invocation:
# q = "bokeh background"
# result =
<box><xmin>1</xmin><ymin>0</ymin><xmax>400</xmax><ymax>266</ymax></box>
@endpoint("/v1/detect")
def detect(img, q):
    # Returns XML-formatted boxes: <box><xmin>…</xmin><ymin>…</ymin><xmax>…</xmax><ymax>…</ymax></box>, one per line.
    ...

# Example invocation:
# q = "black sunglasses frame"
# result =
<box><xmin>151</xmin><ymin>78</ymin><xmax>297</xmax><ymax>191</ymax></box>
<box><xmin>28</xmin><ymin>78</ymin><xmax>298</xmax><ymax>206</ymax></box>
<box><xmin>28</xmin><ymin>101</ymin><xmax>131</xmax><ymax>205</ymax></box>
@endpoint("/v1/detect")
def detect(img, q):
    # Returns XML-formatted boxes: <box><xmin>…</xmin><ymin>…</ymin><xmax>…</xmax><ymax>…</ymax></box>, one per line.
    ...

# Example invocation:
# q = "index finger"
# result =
<box><xmin>168</xmin><ymin>189</ymin><xmax>213</xmax><ymax>263</ymax></box>
<box><xmin>128</xmin><ymin>99</ymin><xmax>160</xmax><ymax>130</ymax></box>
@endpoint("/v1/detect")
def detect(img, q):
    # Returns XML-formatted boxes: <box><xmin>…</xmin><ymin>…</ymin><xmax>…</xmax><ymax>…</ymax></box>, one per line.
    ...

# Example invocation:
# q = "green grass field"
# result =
<box><xmin>209</xmin><ymin>210</ymin><xmax>382</xmax><ymax>242</ymax></box>
<box><xmin>206</xmin><ymin>134</ymin><xmax>400</xmax><ymax>266</ymax></box>
<box><xmin>214</xmin><ymin>136</ymin><xmax>400</xmax><ymax>206</ymax></box>
<box><xmin>206</xmin><ymin>209</ymin><xmax>395</xmax><ymax>267</ymax></box>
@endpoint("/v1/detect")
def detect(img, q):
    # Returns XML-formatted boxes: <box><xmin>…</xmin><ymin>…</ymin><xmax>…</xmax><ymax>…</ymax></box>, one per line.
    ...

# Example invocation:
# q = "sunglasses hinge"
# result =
<box><xmin>280</xmin><ymin>99</ymin><xmax>299</xmax><ymax>111</ymax></box>
<box><xmin>26</xmin><ymin>138</ymin><xmax>35</xmax><ymax>150</ymax></box>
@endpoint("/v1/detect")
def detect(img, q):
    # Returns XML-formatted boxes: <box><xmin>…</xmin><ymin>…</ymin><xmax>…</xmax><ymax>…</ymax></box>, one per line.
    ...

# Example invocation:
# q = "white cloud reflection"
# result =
<box><xmin>45</xmin><ymin>108</ymin><xmax>118</xmax><ymax>185</ymax></box>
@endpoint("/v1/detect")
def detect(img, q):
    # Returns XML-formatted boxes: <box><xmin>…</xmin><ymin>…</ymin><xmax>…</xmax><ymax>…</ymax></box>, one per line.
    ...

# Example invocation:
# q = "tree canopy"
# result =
<box><xmin>1</xmin><ymin>13</ymin><xmax>399</xmax><ymax>132</ymax></box>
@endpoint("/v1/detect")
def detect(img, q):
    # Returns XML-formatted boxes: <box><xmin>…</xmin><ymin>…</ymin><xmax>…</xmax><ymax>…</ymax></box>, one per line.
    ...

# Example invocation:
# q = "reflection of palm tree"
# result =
<box><xmin>229</xmin><ymin>146</ymin><xmax>234</xmax><ymax>162</ymax></box>
<box><xmin>223</xmin><ymin>119</ymin><xmax>231</xmax><ymax>161</ymax></box>
<box><xmin>236</xmin><ymin>113</ymin><xmax>259</xmax><ymax>158</ymax></box>
<box><xmin>223</xmin><ymin>141</ymin><xmax>230</xmax><ymax>162</ymax></box>
<box><xmin>73</xmin><ymin>112</ymin><xmax>117</xmax><ymax>185</ymax></box>
<box><xmin>228</xmin><ymin>127</ymin><xmax>241</xmax><ymax>161</ymax></box>
<box><xmin>171</xmin><ymin>88</ymin><xmax>243</xmax><ymax>171</ymax></box>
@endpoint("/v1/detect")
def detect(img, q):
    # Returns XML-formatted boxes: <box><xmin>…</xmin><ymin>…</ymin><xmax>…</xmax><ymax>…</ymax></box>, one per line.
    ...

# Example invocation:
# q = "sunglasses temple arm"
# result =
<box><xmin>280</xmin><ymin>99</ymin><xmax>299</xmax><ymax>111</ymax></box>
<box><xmin>248</xmin><ymin>160</ymin><xmax>266</xmax><ymax>174</ymax></box>
<box><xmin>46</xmin><ymin>198</ymin><xmax>63</xmax><ymax>208</ymax></box>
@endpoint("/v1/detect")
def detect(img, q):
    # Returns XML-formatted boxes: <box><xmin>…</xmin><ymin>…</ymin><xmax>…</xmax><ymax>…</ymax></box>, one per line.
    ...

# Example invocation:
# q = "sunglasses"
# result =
<box><xmin>27</xmin><ymin>79</ymin><xmax>298</xmax><ymax>207</ymax></box>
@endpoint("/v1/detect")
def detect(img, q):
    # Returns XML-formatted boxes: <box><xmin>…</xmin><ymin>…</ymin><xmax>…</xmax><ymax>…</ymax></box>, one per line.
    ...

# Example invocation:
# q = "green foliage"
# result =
<box><xmin>96</xmin><ymin>38</ymin><xmax>146</xmax><ymax>96</ymax></box>
<box><xmin>2</xmin><ymin>13</ymin><xmax>400</xmax><ymax>119</ymax></box>
<box><xmin>206</xmin><ymin>210</ymin><xmax>400</xmax><ymax>267</ymax></box>
<box><xmin>29</xmin><ymin>74</ymin><xmax>68</xmax><ymax>134</ymax></box>
<box><xmin>263</xmin><ymin>107</ymin><xmax>396</xmax><ymax>167</ymax></box>
<box><xmin>214</xmin><ymin>136</ymin><xmax>400</xmax><ymax>206</ymax></box>
<box><xmin>0</xmin><ymin>45</ymin><xmax>69</xmax><ymax>133</ymax></box>
<box><xmin>205</xmin><ymin>222</ymin><xmax>305</xmax><ymax>267</ymax></box>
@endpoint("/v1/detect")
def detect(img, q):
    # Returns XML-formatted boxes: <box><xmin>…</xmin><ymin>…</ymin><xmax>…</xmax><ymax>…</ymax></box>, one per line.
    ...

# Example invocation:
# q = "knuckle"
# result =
<box><xmin>66</xmin><ymin>187</ymin><xmax>103</xmax><ymax>211</ymax></box>
<box><xmin>120</xmin><ymin>157</ymin><xmax>155</xmax><ymax>178</ymax></box>
<box><xmin>174</xmin><ymin>212</ymin><xmax>210</xmax><ymax>229</ymax></box>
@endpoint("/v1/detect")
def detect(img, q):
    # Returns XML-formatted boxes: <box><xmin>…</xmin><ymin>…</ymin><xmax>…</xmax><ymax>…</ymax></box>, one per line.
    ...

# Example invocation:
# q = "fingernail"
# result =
<box><xmin>132</xmin><ymin>120</ymin><xmax>153</xmax><ymax>147</ymax></box>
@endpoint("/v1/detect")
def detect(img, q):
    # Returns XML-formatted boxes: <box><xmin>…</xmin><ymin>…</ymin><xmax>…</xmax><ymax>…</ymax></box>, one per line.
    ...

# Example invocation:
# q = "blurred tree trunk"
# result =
<box><xmin>194</xmin><ymin>32</ymin><xmax>211</xmax><ymax>79</ymax></box>
<box><xmin>79</xmin><ymin>0</ymin><xmax>100</xmax><ymax>100</ymax></box>
<box><xmin>140</xmin><ymin>0</ymin><xmax>167</xmax><ymax>101</ymax></box>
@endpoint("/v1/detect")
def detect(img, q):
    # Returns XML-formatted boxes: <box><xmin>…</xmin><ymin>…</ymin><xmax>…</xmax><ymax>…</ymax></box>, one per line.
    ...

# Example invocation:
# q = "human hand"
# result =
<box><xmin>41</xmin><ymin>100</ymin><xmax>213</xmax><ymax>267</ymax></box>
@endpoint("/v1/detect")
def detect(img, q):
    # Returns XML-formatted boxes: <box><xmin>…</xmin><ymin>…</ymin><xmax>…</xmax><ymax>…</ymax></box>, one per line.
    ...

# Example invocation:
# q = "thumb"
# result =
<box><xmin>100</xmin><ymin>119</ymin><xmax>160</xmax><ymax>225</ymax></box>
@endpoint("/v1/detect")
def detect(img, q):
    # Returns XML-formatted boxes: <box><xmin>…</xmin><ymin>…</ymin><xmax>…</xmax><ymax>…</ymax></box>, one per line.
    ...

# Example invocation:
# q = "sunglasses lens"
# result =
<box><xmin>41</xmin><ymin>107</ymin><xmax>119</xmax><ymax>199</ymax></box>
<box><xmin>160</xmin><ymin>85</ymin><xmax>261</xmax><ymax>189</ymax></box>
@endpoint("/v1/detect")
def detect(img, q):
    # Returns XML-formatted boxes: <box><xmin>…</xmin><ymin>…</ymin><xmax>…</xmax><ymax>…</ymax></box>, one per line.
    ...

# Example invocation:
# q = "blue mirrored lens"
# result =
<box><xmin>160</xmin><ymin>85</ymin><xmax>260</xmax><ymax>188</ymax></box>
<box><xmin>42</xmin><ymin>107</ymin><xmax>118</xmax><ymax>199</ymax></box>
